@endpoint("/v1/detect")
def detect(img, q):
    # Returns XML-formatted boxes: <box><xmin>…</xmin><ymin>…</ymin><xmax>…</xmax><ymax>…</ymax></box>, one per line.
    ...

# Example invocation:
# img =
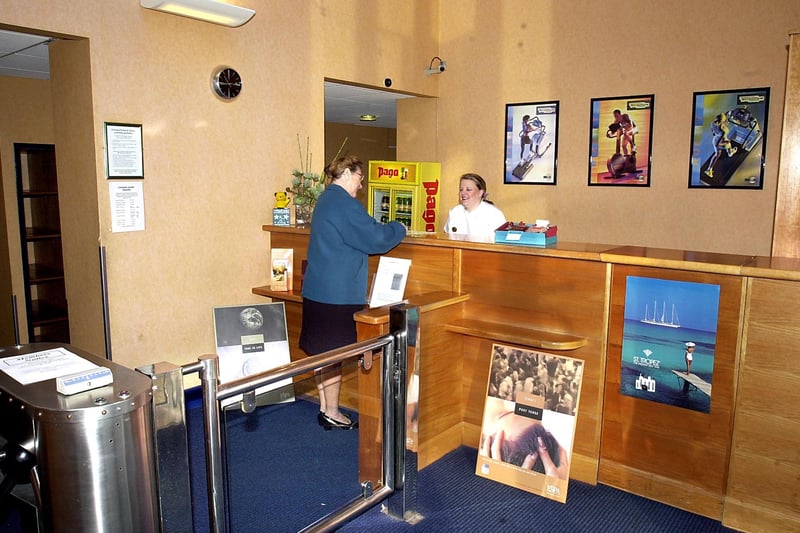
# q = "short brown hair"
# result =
<box><xmin>325</xmin><ymin>155</ymin><xmax>363</xmax><ymax>184</ymax></box>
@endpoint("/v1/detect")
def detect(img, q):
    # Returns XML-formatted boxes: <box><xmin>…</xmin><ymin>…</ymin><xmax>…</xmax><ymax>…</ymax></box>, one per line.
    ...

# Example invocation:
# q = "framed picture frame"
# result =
<box><xmin>588</xmin><ymin>94</ymin><xmax>654</xmax><ymax>186</ymax></box>
<box><xmin>104</xmin><ymin>122</ymin><xmax>144</xmax><ymax>179</ymax></box>
<box><xmin>504</xmin><ymin>101</ymin><xmax>559</xmax><ymax>185</ymax></box>
<box><xmin>688</xmin><ymin>87</ymin><xmax>769</xmax><ymax>188</ymax></box>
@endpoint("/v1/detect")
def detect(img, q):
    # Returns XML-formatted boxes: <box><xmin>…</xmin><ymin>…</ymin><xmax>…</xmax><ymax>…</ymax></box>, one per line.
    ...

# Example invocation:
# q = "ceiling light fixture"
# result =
<box><xmin>360</xmin><ymin>114</ymin><xmax>378</xmax><ymax>122</ymax></box>
<box><xmin>140</xmin><ymin>0</ymin><xmax>255</xmax><ymax>28</ymax></box>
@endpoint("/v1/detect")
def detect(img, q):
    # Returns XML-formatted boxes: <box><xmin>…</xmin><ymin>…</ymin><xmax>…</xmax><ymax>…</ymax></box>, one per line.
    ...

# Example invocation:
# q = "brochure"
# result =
<box><xmin>270</xmin><ymin>248</ymin><xmax>293</xmax><ymax>292</ymax></box>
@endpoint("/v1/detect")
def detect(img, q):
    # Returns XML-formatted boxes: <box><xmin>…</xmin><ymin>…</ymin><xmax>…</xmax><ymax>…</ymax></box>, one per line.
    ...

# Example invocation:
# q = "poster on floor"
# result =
<box><xmin>213</xmin><ymin>302</ymin><xmax>295</xmax><ymax>408</ymax></box>
<box><xmin>620</xmin><ymin>276</ymin><xmax>720</xmax><ymax>413</ymax></box>
<box><xmin>476</xmin><ymin>344</ymin><xmax>583</xmax><ymax>503</ymax></box>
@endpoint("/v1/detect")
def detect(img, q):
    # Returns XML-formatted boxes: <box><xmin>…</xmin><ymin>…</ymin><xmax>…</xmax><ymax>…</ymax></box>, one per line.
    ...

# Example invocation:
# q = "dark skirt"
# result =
<box><xmin>299</xmin><ymin>298</ymin><xmax>364</xmax><ymax>356</ymax></box>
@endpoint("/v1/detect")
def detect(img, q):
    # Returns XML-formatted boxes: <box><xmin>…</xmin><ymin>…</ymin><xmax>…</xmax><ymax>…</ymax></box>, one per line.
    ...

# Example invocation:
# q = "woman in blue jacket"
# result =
<box><xmin>300</xmin><ymin>155</ymin><xmax>406</xmax><ymax>430</ymax></box>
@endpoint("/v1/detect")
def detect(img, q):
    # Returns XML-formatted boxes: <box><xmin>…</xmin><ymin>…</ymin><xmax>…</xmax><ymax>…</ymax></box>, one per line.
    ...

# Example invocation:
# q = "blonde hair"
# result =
<box><xmin>460</xmin><ymin>173</ymin><xmax>493</xmax><ymax>203</ymax></box>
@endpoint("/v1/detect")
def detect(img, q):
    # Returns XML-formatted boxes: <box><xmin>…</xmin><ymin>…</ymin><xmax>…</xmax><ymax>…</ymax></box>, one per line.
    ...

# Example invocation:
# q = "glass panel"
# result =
<box><xmin>223</xmin><ymin>358</ymin><xmax>365</xmax><ymax>532</ymax></box>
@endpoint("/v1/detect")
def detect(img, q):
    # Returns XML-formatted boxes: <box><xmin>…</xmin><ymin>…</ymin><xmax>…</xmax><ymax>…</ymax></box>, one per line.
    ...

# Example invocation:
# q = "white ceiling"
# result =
<box><xmin>0</xmin><ymin>29</ymin><xmax>51</xmax><ymax>79</ymax></box>
<box><xmin>324</xmin><ymin>81</ymin><xmax>413</xmax><ymax>129</ymax></box>
<box><xmin>0</xmin><ymin>28</ymin><xmax>410</xmax><ymax>128</ymax></box>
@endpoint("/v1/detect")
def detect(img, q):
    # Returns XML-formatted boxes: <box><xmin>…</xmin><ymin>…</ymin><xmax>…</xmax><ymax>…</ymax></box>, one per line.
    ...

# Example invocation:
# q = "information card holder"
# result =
<box><xmin>368</xmin><ymin>256</ymin><xmax>411</xmax><ymax>308</ymax></box>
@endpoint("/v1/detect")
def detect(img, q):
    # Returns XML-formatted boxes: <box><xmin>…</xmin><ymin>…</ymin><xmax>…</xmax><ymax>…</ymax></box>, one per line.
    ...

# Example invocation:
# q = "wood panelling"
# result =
<box><xmin>384</xmin><ymin>242</ymin><xmax>458</xmax><ymax>294</ymax></box>
<box><xmin>601</xmin><ymin>265</ymin><xmax>744</xmax><ymax>520</ymax></box>
<box><xmin>724</xmin><ymin>278</ymin><xmax>800</xmax><ymax>531</ymax></box>
<box><xmin>260</xmin><ymin>225</ymin><xmax>800</xmax><ymax>531</ymax></box>
<box><xmin>772</xmin><ymin>32</ymin><xmax>800</xmax><ymax>258</ymax></box>
<box><xmin>459</xmin><ymin>250</ymin><xmax>610</xmax><ymax>483</ymax></box>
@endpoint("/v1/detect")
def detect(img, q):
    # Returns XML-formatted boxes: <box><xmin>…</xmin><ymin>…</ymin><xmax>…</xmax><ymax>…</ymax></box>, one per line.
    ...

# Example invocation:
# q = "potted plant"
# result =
<box><xmin>286</xmin><ymin>135</ymin><xmax>325</xmax><ymax>225</ymax></box>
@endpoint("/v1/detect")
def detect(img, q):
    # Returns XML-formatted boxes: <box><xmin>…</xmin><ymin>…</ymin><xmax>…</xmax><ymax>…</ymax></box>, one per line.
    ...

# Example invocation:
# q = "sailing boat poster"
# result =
<box><xmin>620</xmin><ymin>276</ymin><xmax>720</xmax><ymax>413</ymax></box>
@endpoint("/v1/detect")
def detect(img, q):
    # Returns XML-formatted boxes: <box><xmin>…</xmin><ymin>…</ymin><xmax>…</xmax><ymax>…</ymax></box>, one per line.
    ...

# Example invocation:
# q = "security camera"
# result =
<box><xmin>384</xmin><ymin>78</ymin><xmax>392</xmax><ymax>87</ymax></box>
<box><xmin>425</xmin><ymin>57</ymin><xmax>447</xmax><ymax>76</ymax></box>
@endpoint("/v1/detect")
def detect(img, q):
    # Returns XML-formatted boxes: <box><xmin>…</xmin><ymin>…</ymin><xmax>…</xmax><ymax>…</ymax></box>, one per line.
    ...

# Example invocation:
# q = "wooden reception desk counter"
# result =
<box><xmin>254</xmin><ymin>225</ymin><xmax>800</xmax><ymax>532</ymax></box>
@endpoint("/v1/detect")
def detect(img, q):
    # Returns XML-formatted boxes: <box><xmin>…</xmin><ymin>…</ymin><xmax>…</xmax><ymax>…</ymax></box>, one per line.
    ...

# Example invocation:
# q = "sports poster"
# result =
<box><xmin>504</xmin><ymin>101</ymin><xmax>559</xmax><ymax>184</ymax></box>
<box><xmin>476</xmin><ymin>344</ymin><xmax>583</xmax><ymax>503</ymax></box>
<box><xmin>688</xmin><ymin>87</ymin><xmax>769</xmax><ymax>188</ymax></box>
<box><xmin>213</xmin><ymin>303</ymin><xmax>295</xmax><ymax>407</ymax></box>
<box><xmin>620</xmin><ymin>276</ymin><xmax>720</xmax><ymax>413</ymax></box>
<box><xmin>588</xmin><ymin>94</ymin><xmax>654</xmax><ymax>186</ymax></box>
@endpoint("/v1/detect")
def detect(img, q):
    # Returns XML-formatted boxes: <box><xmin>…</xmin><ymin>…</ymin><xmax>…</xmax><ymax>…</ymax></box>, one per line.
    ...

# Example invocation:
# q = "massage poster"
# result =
<box><xmin>620</xmin><ymin>276</ymin><xmax>720</xmax><ymax>413</ymax></box>
<box><xmin>476</xmin><ymin>344</ymin><xmax>583</xmax><ymax>503</ymax></box>
<box><xmin>213</xmin><ymin>302</ymin><xmax>295</xmax><ymax>407</ymax></box>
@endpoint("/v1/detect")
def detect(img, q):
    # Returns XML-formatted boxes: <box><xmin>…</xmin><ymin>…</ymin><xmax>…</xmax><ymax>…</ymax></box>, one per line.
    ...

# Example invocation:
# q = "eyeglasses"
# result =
<box><xmin>353</xmin><ymin>171</ymin><xmax>364</xmax><ymax>181</ymax></box>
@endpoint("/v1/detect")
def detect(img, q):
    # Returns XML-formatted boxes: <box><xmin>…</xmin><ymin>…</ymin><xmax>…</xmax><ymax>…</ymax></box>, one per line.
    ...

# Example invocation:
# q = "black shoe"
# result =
<box><xmin>317</xmin><ymin>412</ymin><xmax>326</xmax><ymax>426</ymax></box>
<box><xmin>319</xmin><ymin>412</ymin><xmax>358</xmax><ymax>431</ymax></box>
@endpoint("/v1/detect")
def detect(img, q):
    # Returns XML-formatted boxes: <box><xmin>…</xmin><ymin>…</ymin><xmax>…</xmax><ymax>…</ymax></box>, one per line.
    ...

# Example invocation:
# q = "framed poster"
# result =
<box><xmin>476</xmin><ymin>344</ymin><xmax>582</xmax><ymax>503</ymax></box>
<box><xmin>620</xmin><ymin>276</ymin><xmax>720</xmax><ymax>413</ymax></box>
<box><xmin>104</xmin><ymin>122</ymin><xmax>144</xmax><ymax>178</ymax></box>
<box><xmin>213</xmin><ymin>303</ymin><xmax>295</xmax><ymax>407</ymax></box>
<box><xmin>504</xmin><ymin>101</ymin><xmax>559</xmax><ymax>184</ymax></box>
<box><xmin>588</xmin><ymin>94</ymin><xmax>654</xmax><ymax>186</ymax></box>
<box><xmin>688</xmin><ymin>87</ymin><xmax>769</xmax><ymax>188</ymax></box>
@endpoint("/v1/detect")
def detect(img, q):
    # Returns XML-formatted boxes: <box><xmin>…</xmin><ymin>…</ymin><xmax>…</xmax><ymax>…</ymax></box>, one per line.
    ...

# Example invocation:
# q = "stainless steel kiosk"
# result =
<box><xmin>0</xmin><ymin>343</ymin><xmax>158</xmax><ymax>532</ymax></box>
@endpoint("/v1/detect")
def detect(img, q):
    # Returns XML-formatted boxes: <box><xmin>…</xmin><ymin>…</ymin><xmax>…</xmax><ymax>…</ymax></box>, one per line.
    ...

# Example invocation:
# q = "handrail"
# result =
<box><xmin>186</xmin><ymin>328</ymin><xmax>404</xmax><ymax>533</ymax></box>
<box><xmin>216</xmin><ymin>335</ymin><xmax>393</xmax><ymax>403</ymax></box>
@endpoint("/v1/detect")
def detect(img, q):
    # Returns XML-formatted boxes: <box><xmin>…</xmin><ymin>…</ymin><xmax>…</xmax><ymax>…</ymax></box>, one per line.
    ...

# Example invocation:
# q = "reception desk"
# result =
<box><xmin>254</xmin><ymin>225</ymin><xmax>800</xmax><ymax>533</ymax></box>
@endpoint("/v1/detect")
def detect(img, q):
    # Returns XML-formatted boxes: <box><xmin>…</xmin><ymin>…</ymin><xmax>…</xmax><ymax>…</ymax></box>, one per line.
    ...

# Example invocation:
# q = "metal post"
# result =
<box><xmin>11</xmin><ymin>295</ymin><xmax>21</xmax><ymax>346</ymax></box>
<box><xmin>99</xmin><ymin>246</ymin><xmax>112</xmax><ymax>360</ymax></box>
<box><xmin>198</xmin><ymin>353</ymin><xmax>226</xmax><ymax>533</ymax></box>
<box><xmin>137</xmin><ymin>361</ymin><xmax>194</xmax><ymax>533</ymax></box>
<box><xmin>386</xmin><ymin>304</ymin><xmax>420</xmax><ymax>520</ymax></box>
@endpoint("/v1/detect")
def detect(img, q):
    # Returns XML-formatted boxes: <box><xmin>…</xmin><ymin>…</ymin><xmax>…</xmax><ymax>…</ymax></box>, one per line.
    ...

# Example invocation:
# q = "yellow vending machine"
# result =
<box><xmin>367</xmin><ymin>160</ymin><xmax>441</xmax><ymax>233</ymax></box>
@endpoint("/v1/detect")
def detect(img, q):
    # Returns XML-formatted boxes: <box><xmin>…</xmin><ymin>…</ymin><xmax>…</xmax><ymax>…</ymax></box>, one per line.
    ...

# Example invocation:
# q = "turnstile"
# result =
<box><xmin>0</xmin><ymin>343</ymin><xmax>158</xmax><ymax>532</ymax></box>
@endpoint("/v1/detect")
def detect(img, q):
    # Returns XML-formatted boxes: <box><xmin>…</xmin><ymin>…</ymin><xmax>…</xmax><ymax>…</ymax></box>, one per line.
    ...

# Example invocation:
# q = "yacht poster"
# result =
<box><xmin>476</xmin><ymin>344</ymin><xmax>583</xmax><ymax>503</ymax></box>
<box><xmin>213</xmin><ymin>303</ymin><xmax>295</xmax><ymax>407</ymax></box>
<box><xmin>620</xmin><ymin>276</ymin><xmax>720</xmax><ymax>413</ymax></box>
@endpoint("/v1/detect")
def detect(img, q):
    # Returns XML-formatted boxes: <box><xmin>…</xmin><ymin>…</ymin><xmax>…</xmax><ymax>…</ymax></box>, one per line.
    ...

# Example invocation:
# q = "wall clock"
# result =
<box><xmin>212</xmin><ymin>67</ymin><xmax>242</xmax><ymax>100</ymax></box>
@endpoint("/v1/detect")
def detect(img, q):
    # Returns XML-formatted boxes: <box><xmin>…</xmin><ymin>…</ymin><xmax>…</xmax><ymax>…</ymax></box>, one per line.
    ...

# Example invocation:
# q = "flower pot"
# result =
<box><xmin>295</xmin><ymin>203</ymin><xmax>313</xmax><ymax>225</ymax></box>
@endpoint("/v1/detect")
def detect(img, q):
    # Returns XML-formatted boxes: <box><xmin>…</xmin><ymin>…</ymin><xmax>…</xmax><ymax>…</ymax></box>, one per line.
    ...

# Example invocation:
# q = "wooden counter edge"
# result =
<box><xmin>354</xmin><ymin>291</ymin><xmax>470</xmax><ymax>325</ymax></box>
<box><xmin>252</xmin><ymin>286</ymin><xmax>302</xmax><ymax>303</ymax></box>
<box><xmin>260</xmin><ymin>225</ymin><xmax>800</xmax><ymax>280</ymax></box>
<box><xmin>444</xmin><ymin>318</ymin><xmax>588</xmax><ymax>351</ymax></box>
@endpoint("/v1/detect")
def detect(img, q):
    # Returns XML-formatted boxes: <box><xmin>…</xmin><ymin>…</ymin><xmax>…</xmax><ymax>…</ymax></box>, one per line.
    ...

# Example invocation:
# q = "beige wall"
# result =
<box><xmin>0</xmin><ymin>0</ymin><xmax>439</xmax><ymax>369</ymax></box>
<box><xmin>325</xmin><ymin>122</ymin><xmax>397</xmax><ymax>206</ymax></box>
<box><xmin>0</xmin><ymin>77</ymin><xmax>55</xmax><ymax>344</ymax></box>
<box><xmin>434</xmin><ymin>0</ymin><xmax>799</xmax><ymax>255</ymax></box>
<box><xmin>1</xmin><ymin>0</ymin><xmax>799</xmax><ymax>370</ymax></box>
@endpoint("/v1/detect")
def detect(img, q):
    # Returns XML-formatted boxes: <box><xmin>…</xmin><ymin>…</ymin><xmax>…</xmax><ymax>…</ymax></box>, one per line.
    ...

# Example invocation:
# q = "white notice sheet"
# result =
<box><xmin>0</xmin><ymin>347</ymin><xmax>98</xmax><ymax>385</ymax></box>
<box><xmin>109</xmin><ymin>181</ymin><xmax>145</xmax><ymax>232</ymax></box>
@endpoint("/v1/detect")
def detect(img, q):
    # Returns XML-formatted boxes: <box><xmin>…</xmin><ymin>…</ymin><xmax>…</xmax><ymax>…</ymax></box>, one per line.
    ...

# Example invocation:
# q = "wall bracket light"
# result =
<box><xmin>425</xmin><ymin>56</ymin><xmax>447</xmax><ymax>76</ymax></box>
<box><xmin>140</xmin><ymin>0</ymin><xmax>255</xmax><ymax>28</ymax></box>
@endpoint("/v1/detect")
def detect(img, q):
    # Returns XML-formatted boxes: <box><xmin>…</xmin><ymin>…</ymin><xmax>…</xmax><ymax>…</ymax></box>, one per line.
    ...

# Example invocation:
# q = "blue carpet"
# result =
<box><xmin>186</xmin><ymin>397</ymin><xmax>361</xmax><ymax>533</ymax></box>
<box><xmin>2</xmin><ymin>398</ymin><xmax>740</xmax><ymax>532</ymax></box>
<box><xmin>339</xmin><ymin>447</ymin><xmax>741</xmax><ymax>533</ymax></box>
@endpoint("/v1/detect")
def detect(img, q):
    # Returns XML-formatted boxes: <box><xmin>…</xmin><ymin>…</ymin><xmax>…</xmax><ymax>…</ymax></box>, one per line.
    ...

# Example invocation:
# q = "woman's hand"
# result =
<box><xmin>481</xmin><ymin>429</ymin><xmax>505</xmax><ymax>460</ymax></box>
<box><xmin>527</xmin><ymin>436</ymin><xmax>570</xmax><ymax>479</ymax></box>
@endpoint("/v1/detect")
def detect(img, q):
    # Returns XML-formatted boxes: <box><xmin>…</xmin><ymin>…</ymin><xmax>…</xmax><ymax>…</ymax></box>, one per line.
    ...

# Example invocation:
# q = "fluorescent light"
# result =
<box><xmin>141</xmin><ymin>0</ymin><xmax>255</xmax><ymax>28</ymax></box>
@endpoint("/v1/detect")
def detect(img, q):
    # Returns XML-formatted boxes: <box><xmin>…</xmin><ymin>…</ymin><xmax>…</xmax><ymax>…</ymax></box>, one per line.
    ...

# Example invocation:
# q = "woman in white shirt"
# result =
<box><xmin>444</xmin><ymin>173</ymin><xmax>506</xmax><ymax>237</ymax></box>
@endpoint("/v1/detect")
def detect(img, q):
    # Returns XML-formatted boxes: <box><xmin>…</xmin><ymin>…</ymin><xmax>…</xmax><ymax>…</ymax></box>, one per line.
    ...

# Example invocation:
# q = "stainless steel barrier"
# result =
<box><xmin>0</xmin><ymin>343</ymin><xmax>159</xmax><ymax>533</ymax></box>
<box><xmin>185</xmin><ymin>304</ymin><xmax>417</xmax><ymax>533</ymax></box>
